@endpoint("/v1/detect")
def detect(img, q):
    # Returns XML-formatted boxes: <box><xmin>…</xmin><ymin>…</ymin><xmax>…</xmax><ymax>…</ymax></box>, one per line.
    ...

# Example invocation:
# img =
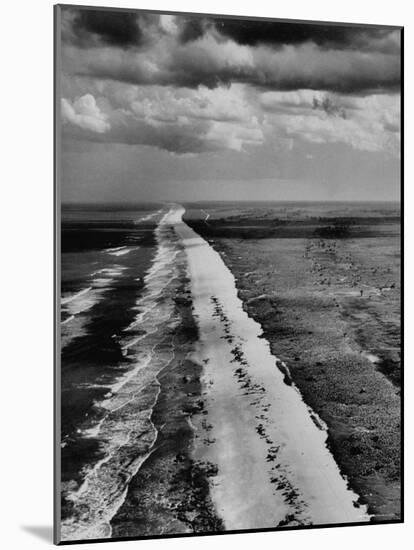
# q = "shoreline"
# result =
<box><xmin>61</xmin><ymin>208</ymin><xmax>224</xmax><ymax>541</ymax></box>
<box><xmin>111</xmin><ymin>224</ymin><xmax>223</xmax><ymax>538</ymax></box>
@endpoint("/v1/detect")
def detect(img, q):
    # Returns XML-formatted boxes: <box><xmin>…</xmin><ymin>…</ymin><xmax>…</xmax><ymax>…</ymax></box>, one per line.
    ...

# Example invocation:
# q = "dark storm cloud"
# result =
<box><xmin>76</xmin><ymin>10</ymin><xmax>142</xmax><ymax>46</ymax></box>
<box><xmin>178</xmin><ymin>17</ymin><xmax>208</xmax><ymax>43</ymax></box>
<box><xmin>61</xmin><ymin>8</ymin><xmax>401</xmax><ymax>94</ymax></box>
<box><xmin>312</xmin><ymin>96</ymin><xmax>347</xmax><ymax>119</ymax></box>
<box><xmin>61</xmin><ymin>7</ymin><xmax>158</xmax><ymax>48</ymax></box>
<box><xmin>182</xmin><ymin>17</ymin><xmax>400</xmax><ymax>53</ymax></box>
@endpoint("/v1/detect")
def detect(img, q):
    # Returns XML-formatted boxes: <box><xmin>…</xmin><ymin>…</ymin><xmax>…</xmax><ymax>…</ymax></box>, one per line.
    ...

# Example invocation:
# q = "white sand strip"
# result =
<box><xmin>168</xmin><ymin>205</ymin><xmax>369</xmax><ymax>530</ymax></box>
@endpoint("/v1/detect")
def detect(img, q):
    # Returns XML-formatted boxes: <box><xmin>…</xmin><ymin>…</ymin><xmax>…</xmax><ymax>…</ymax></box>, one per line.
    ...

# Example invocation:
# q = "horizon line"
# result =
<box><xmin>61</xmin><ymin>199</ymin><xmax>401</xmax><ymax>205</ymax></box>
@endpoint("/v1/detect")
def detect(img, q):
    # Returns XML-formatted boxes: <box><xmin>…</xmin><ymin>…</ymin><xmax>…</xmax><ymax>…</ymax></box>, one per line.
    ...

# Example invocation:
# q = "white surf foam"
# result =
<box><xmin>61</xmin><ymin>266</ymin><xmax>127</xmax><ymax>349</ymax></box>
<box><xmin>61</xmin><ymin>287</ymin><xmax>98</xmax><ymax>320</ymax></box>
<box><xmin>61</xmin><ymin>315</ymin><xmax>75</xmax><ymax>326</ymax></box>
<box><xmin>61</xmin><ymin>287</ymin><xmax>92</xmax><ymax>306</ymax></box>
<box><xmin>105</xmin><ymin>246</ymin><xmax>133</xmax><ymax>257</ymax></box>
<box><xmin>136</xmin><ymin>209</ymin><xmax>163</xmax><ymax>224</ymax></box>
<box><xmin>61</xmin><ymin>208</ymin><xmax>185</xmax><ymax>542</ymax></box>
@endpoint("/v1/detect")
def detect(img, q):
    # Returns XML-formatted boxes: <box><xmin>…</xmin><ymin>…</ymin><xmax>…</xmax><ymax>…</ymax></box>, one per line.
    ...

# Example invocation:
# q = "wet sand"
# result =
<box><xmin>111</xmin><ymin>215</ymin><xmax>223</xmax><ymax>538</ymax></box>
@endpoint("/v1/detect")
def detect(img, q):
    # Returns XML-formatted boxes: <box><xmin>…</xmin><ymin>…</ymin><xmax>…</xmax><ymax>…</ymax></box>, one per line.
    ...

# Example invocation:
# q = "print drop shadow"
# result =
<box><xmin>21</xmin><ymin>525</ymin><xmax>53</xmax><ymax>543</ymax></box>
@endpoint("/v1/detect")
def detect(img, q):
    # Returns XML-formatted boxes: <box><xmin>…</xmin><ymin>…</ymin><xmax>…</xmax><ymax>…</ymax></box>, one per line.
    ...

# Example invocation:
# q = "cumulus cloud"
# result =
<box><xmin>205</xmin><ymin>119</ymin><xmax>264</xmax><ymax>151</ymax></box>
<box><xmin>129</xmin><ymin>84</ymin><xmax>254</xmax><ymax>124</ymax></box>
<box><xmin>62</xmin><ymin>84</ymin><xmax>264</xmax><ymax>154</ymax></box>
<box><xmin>159</xmin><ymin>14</ymin><xmax>179</xmax><ymax>36</ymax></box>
<box><xmin>61</xmin><ymin>94</ymin><xmax>110</xmax><ymax>133</ymax></box>
<box><xmin>60</xmin><ymin>83</ymin><xmax>399</xmax><ymax>156</ymax></box>
<box><xmin>262</xmin><ymin>91</ymin><xmax>400</xmax><ymax>155</ymax></box>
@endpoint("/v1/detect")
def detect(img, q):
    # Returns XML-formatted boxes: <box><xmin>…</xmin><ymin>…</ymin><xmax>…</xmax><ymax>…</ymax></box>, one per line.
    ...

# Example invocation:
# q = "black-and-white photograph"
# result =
<box><xmin>55</xmin><ymin>4</ymin><xmax>402</xmax><ymax>544</ymax></box>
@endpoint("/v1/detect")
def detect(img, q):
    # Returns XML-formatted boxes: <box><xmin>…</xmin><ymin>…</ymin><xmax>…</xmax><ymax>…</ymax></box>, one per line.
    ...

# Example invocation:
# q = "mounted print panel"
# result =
<box><xmin>54</xmin><ymin>4</ymin><xmax>402</xmax><ymax>544</ymax></box>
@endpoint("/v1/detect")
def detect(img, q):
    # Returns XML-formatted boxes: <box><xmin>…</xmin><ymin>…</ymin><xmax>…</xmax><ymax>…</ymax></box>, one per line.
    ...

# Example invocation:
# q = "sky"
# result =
<box><xmin>58</xmin><ymin>7</ymin><xmax>401</xmax><ymax>203</ymax></box>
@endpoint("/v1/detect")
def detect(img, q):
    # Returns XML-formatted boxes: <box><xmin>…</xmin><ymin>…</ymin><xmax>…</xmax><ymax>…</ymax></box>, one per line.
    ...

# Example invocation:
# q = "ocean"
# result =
<box><xmin>60</xmin><ymin>203</ymin><xmax>188</xmax><ymax>539</ymax></box>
